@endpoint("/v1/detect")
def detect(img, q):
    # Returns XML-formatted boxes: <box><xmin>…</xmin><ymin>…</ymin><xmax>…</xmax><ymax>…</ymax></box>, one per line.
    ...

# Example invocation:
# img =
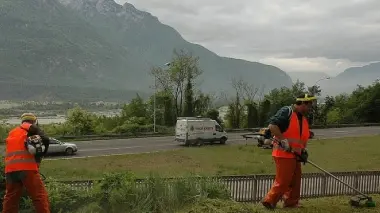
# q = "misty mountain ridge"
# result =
<box><xmin>316</xmin><ymin>62</ymin><xmax>380</xmax><ymax>96</ymax></box>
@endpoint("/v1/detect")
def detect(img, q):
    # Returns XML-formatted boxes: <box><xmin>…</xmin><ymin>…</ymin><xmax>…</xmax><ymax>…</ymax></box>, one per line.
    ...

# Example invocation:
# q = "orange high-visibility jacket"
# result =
<box><xmin>272</xmin><ymin>111</ymin><xmax>310</xmax><ymax>158</ymax></box>
<box><xmin>4</xmin><ymin>123</ymin><xmax>38</xmax><ymax>173</ymax></box>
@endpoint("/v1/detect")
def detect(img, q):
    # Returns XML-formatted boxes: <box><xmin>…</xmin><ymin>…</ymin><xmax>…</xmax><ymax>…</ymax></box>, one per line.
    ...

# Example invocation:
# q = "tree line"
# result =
<box><xmin>148</xmin><ymin>49</ymin><xmax>380</xmax><ymax>129</ymax></box>
<box><xmin>1</xmin><ymin>50</ymin><xmax>379</xmax><ymax>140</ymax></box>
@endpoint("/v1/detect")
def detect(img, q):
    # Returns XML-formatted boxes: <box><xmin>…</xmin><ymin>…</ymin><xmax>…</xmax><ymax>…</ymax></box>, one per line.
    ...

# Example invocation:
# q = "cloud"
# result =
<box><xmin>116</xmin><ymin>0</ymin><xmax>380</xmax><ymax>72</ymax></box>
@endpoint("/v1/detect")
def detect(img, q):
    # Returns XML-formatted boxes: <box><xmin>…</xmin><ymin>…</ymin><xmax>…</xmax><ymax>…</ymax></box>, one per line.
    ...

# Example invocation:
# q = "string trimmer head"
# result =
<box><xmin>349</xmin><ymin>195</ymin><xmax>376</xmax><ymax>208</ymax></box>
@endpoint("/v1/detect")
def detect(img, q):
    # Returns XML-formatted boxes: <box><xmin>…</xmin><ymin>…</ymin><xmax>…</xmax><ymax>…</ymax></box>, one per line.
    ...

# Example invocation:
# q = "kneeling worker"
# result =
<box><xmin>262</xmin><ymin>94</ymin><xmax>316</xmax><ymax>209</ymax></box>
<box><xmin>2</xmin><ymin>113</ymin><xmax>51</xmax><ymax>213</ymax></box>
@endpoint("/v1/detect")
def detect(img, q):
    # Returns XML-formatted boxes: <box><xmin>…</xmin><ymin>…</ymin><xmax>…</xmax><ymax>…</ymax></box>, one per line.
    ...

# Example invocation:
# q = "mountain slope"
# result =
<box><xmin>0</xmin><ymin>0</ymin><xmax>136</xmax><ymax>89</ymax></box>
<box><xmin>0</xmin><ymin>0</ymin><xmax>293</xmax><ymax>101</ymax></box>
<box><xmin>56</xmin><ymin>0</ymin><xmax>293</xmax><ymax>93</ymax></box>
<box><xmin>336</xmin><ymin>62</ymin><xmax>380</xmax><ymax>80</ymax></box>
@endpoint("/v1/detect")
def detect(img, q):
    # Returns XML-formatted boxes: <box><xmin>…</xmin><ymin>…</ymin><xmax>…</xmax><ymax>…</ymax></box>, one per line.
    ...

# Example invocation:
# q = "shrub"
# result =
<box><xmin>79</xmin><ymin>172</ymin><xmax>231</xmax><ymax>213</ymax></box>
<box><xmin>46</xmin><ymin>181</ymin><xmax>94</xmax><ymax>213</ymax></box>
<box><xmin>0</xmin><ymin>124</ymin><xmax>16</xmax><ymax>143</ymax></box>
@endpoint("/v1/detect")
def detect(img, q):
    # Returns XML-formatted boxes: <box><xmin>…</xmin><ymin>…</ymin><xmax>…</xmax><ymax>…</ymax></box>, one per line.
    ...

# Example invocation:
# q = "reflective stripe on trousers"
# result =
<box><xmin>6</xmin><ymin>150</ymin><xmax>31</xmax><ymax>157</ymax></box>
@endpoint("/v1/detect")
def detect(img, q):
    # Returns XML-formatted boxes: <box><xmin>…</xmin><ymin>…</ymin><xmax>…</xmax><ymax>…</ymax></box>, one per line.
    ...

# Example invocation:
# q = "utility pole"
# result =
<box><xmin>153</xmin><ymin>76</ymin><xmax>156</xmax><ymax>133</ymax></box>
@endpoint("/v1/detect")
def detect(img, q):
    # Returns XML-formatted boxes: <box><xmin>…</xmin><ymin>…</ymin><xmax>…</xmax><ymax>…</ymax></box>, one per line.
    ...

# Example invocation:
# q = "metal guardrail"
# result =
<box><xmin>57</xmin><ymin>171</ymin><xmax>380</xmax><ymax>203</ymax></box>
<box><xmin>54</xmin><ymin>123</ymin><xmax>380</xmax><ymax>140</ymax></box>
<box><xmin>227</xmin><ymin>122</ymin><xmax>380</xmax><ymax>132</ymax></box>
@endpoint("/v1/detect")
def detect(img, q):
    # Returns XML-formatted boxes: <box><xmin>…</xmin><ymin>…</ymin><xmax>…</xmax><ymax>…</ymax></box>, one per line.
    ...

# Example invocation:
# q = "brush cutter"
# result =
<box><xmin>303</xmin><ymin>155</ymin><xmax>375</xmax><ymax>208</ymax></box>
<box><xmin>40</xmin><ymin>172</ymin><xmax>46</xmax><ymax>182</ymax></box>
<box><xmin>250</xmin><ymin>131</ymin><xmax>376</xmax><ymax>208</ymax></box>
<box><xmin>272</xmin><ymin>137</ymin><xmax>376</xmax><ymax>208</ymax></box>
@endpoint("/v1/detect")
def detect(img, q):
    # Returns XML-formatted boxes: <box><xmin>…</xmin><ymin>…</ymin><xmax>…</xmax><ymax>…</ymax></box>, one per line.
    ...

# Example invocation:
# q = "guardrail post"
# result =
<box><xmin>321</xmin><ymin>173</ymin><xmax>327</xmax><ymax>196</ymax></box>
<box><xmin>354</xmin><ymin>172</ymin><xmax>359</xmax><ymax>193</ymax></box>
<box><xmin>252</xmin><ymin>175</ymin><xmax>257</xmax><ymax>202</ymax></box>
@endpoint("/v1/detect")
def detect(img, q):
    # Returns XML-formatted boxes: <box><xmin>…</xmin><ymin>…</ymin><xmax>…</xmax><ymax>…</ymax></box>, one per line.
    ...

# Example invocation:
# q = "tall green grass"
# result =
<box><xmin>13</xmin><ymin>172</ymin><xmax>231</xmax><ymax>213</ymax></box>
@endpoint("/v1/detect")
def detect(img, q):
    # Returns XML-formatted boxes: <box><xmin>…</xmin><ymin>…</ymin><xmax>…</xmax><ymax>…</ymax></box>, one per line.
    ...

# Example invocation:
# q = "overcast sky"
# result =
<box><xmin>116</xmin><ymin>0</ymin><xmax>380</xmax><ymax>75</ymax></box>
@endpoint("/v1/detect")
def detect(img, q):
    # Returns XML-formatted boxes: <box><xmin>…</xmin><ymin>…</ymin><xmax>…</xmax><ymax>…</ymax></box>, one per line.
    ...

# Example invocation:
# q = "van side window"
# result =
<box><xmin>215</xmin><ymin>125</ymin><xmax>221</xmax><ymax>131</ymax></box>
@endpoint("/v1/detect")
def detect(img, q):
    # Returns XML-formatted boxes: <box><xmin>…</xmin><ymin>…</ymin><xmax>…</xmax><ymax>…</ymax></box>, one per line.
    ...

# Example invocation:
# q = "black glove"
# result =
<box><xmin>297</xmin><ymin>149</ymin><xmax>308</xmax><ymax>165</ymax></box>
<box><xmin>263</xmin><ymin>128</ymin><xmax>272</xmax><ymax>139</ymax></box>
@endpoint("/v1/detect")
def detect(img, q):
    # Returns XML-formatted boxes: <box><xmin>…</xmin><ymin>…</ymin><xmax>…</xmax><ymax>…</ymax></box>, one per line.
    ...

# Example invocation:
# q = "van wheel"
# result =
<box><xmin>220</xmin><ymin>137</ymin><xmax>227</xmax><ymax>145</ymax></box>
<box><xmin>196</xmin><ymin>139</ymin><xmax>204</xmax><ymax>147</ymax></box>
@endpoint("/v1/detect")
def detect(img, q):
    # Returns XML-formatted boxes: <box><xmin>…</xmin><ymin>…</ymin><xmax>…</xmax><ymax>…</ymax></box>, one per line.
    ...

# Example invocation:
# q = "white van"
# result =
<box><xmin>175</xmin><ymin>117</ymin><xmax>228</xmax><ymax>146</ymax></box>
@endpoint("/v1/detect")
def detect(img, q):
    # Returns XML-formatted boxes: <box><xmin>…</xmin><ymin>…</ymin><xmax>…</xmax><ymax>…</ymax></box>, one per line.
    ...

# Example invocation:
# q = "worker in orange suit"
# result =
<box><xmin>2</xmin><ymin>113</ymin><xmax>50</xmax><ymax>213</ymax></box>
<box><xmin>262</xmin><ymin>94</ymin><xmax>316</xmax><ymax>209</ymax></box>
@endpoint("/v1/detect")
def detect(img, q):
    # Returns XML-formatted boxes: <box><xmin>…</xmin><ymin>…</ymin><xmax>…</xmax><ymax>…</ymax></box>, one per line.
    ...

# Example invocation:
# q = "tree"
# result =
<box><xmin>351</xmin><ymin>82</ymin><xmax>380</xmax><ymax>122</ymax></box>
<box><xmin>225</xmin><ymin>100</ymin><xmax>239</xmax><ymax>128</ymax></box>
<box><xmin>162</xmin><ymin>93</ymin><xmax>175</xmax><ymax>126</ymax></box>
<box><xmin>150</xmin><ymin>49</ymin><xmax>202</xmax><ymax>117</ymax></box>
<box><xmin>264</xmin><ymin>80</ymin><xmax>307</xmax><ymax>117</ymax></box>
<box><xmin>183</xmin><ymin>72</ymin><xmax>194</xmax><ymax>117</ymax></box>
<box><xmin>194</xmin><ymin>92</ymin><xmax>212</xmax><ymax>116</ymax></box>
<box><xmin>224</xmin><ymin>78</ymin><xmax>260</xmax><ymax>128</ymax></box>
<box><xmin>308</xmin><ymin>85</ymin><xmax>322</xmax><ymax>96</ymax></box>
<box><xmin>292</xmin><ymin>80</ymin><xmax>307</xmax><ymax>97</ymax></box>
<box><xmin>245</xmin><ymin>101</ymin><xmax>259</xmax><ymax>127</ymax></box>
<box><xmin>206</xmin><ymin>109</ymin><xmax>223</xmax><ymax>126</ymax></box>
<box><xmin>66</xmin><ymin>107</ymin><xmax>96</xmax><ymax>135</ymax></box>
<box><xmin>318</xmin><ymin>95</ymin><xmax>335</xmax><ymax>125</ymax></box>
<box><xmin>258</xmin><ymin>99</ymin><xmax>271</xmax><ymax>126</ymax></box>
<box><xmin>121</xmin><ymin>94</ymin><xmax>147</xmax><ymax>119</ymax></box>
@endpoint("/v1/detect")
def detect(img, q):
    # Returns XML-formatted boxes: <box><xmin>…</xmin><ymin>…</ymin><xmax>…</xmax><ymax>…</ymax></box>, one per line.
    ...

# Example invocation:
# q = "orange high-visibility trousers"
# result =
<box><xmin>262</xmin><ymin>157</ymin><xmax>302</xmax><ymax>207</ymax></box>
<box><xmin>2</xmin><ymin>170</ymin><xmax>50</xmax><ymax>213</ymax></box>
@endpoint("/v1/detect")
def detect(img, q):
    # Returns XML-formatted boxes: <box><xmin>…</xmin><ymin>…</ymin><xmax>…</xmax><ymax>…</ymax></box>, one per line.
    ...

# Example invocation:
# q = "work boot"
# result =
<box><xmin>261</xmin><ymin>201</ymin><xmax>276</xmax><ymax>210</ymax></box>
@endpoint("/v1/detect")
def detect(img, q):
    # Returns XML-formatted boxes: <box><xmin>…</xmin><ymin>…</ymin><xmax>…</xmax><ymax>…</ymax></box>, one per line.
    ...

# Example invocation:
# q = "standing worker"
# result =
<box><xmin>2</xmin><ymin>113</ymin><xmax>51</xmax><ymax>213</ymax></box>
<box><xmin>261</xmin><ymin>94</ymin><xmax>316</xmax><ymax>209</ymax></box>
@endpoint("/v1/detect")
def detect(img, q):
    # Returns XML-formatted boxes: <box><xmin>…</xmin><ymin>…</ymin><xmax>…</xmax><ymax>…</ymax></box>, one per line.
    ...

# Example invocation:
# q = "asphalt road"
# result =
<box><xmin>45</xmin><ymin>126</ymin><xmax>380</xmax><ymax>160</ymax></box>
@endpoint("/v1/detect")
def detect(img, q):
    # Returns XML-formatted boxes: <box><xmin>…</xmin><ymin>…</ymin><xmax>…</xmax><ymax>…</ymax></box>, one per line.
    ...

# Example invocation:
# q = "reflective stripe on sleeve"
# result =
<box><xmin>5</xmin><ymin>158</ymin><xmax>36</xmax><ymax>166</ymax></box>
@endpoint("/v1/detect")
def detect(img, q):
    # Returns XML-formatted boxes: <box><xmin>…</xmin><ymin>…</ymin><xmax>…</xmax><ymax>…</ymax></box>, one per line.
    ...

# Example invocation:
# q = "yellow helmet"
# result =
<box><xmin>21</xmin><ymin>113</ymin><xmax>37</xmax><ymax>122</ymax></box>
<box><xmin>296</xmin><ymin>94</ymin><xmax>317</xmax><ymax>102</ymax></box>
